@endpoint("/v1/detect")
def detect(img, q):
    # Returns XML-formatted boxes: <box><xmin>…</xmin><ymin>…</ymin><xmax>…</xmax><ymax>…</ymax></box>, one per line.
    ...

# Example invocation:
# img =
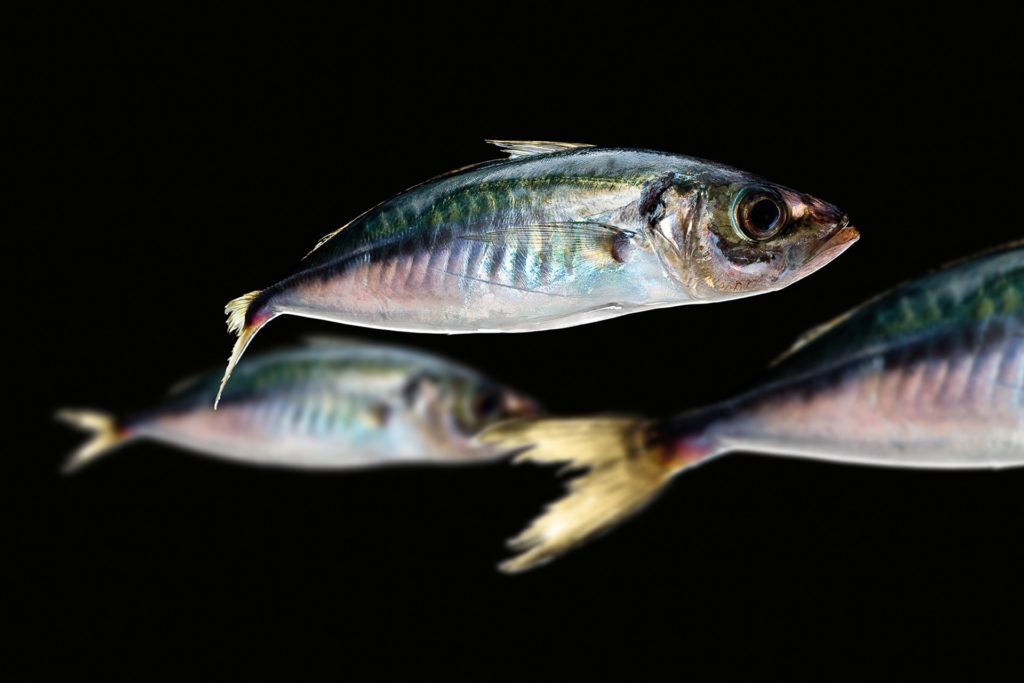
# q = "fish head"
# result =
<box><xmin>650</xmin><ymin>171</ymin><xmax>858</xmax><ymax>299</ymax></box>
<box><xmin>447</xmin><ymin>378</ymin><xmax>543</xmax><ymax>443</ymax></box>
<box><xmin>410</xmin><ymin>373</ymin><xmax>542</xmax><ymax>457</ymax></box>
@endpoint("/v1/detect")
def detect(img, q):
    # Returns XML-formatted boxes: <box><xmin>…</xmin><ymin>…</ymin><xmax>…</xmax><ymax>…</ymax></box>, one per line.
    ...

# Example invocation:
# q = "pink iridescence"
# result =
<box><xmin>704</xmin><ymin>327</ymin><xmax>1023</xmax><ymax>468</ymax></box>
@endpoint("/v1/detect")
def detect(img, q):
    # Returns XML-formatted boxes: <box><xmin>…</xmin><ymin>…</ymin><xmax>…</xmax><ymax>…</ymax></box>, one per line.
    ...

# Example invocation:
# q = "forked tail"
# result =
<box><xmin>56</xmin><ymin>409</ymin><xmax>134</xmax><ymax>473</ymax></box>
<box><xmin>478</xmin><ymin>417</ymin><xmax>713</xmax><ymax>572</ymax></box>
<box><xmin>216</xmin><ymin>290</ymin><xmax>274</xmax><ymax>409</ymax></box>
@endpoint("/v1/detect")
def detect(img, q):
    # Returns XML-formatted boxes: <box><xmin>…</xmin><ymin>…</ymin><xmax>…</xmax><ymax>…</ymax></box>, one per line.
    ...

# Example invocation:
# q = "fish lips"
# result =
<box><xmin>799</xmin><ymin>219</ymin><xmax>860</xmax><ymax>276</ymax></box>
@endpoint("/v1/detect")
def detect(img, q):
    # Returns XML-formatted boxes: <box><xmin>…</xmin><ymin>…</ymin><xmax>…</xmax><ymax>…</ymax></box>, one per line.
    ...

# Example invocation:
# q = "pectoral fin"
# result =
<box><xmin>458</xmin><ymin>221</ymin><xmax>635</xmax><ymax>263</ymax></box>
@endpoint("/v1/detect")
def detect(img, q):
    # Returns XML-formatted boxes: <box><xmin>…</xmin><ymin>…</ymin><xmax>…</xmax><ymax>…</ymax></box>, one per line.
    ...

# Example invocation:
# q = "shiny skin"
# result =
<box><xmin>668</xmin><ymin>243</ymin><xmax>1024</xmax><ymax>467</ymax></box>
<box><xmin>245</xmin><ymin>147</ymin><xmax>855</xmax><ymax>334</ymax></box>
<box><xmin>128</xmin><ymin>341</ymin><xmax>540</xmax><ymax>468</ymax></box>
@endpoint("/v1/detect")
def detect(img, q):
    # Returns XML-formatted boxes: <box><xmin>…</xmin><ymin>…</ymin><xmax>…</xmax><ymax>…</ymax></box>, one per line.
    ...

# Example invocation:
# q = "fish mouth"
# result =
<box><xmin>803</xmin><ymin>219</ymin><xmax>859</xmax><ymax>272</ymax></box>
<box><xmin>505</xmin><ymin>393</ymin><xmax>545</xmax><ymax>419</ymax></box>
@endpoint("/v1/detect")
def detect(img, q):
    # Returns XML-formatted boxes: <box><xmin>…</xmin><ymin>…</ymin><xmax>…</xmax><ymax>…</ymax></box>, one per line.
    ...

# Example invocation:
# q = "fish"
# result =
<box><xmin>216</xmin><ymin>140</ymin><xmax>858</xmax><ymax>406</ymax></box>
<box><xmin>480</xmin><ymin>241</ymin><xmax>1024</xmax><ymax>572</ymax></box>
<box><xmin>58</xmin><ymin>338</ymin><xmax>540</xmax><ymax>473</ymax></box>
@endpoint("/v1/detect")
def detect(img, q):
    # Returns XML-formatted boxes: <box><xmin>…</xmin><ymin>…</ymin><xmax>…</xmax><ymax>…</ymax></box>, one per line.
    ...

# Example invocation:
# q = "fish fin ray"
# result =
<box><xmin>485</xmin><ymin>140</ymin><xmax>595</xmax><ymax>159</ymax></box>
<box><xmin>166</xmin><ymin>371</ymin><xmax>206</xmax><ymax>397</ymax></box>
<box><xmin>304</xmin><ymin>223</ymin><xmax>355</xmax><ymax>259</ymax></box>
<box><xmin>770</xmin><ymin>307</ymin><xmax>861</xmax><ymax>366</ymax></box>
<box><xmin>56</xmin><ymin>409</ymin><xmax>132</xmax><ymax>473</ymax></box>
<box><xmin>774</xmin><ymin>240</ymin><xmax>1024</xmax><ymax>367</ymax></box>
<box><xmin>460</xmin><ymin>221</ymin><xmax>634</xmax><ymax>241</ymax></box>
<box><xmin>458</xmin><ymin>221</ymin><xmax>634</xmax><ymax>263</ymax></box>
<box><xmin>217</xmin><ymin>290</ymin><xmax>275</xmax><ymax>408</ymax></box>
<box><xmin>477</xmin><ymin>417</ymin><xmax>677</xmax><ymax>572</ymax></box>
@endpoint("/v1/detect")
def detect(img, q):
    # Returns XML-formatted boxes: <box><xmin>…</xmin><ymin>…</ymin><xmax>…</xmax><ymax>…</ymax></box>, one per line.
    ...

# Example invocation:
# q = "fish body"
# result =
<box><xmin>483</xmin><ymin>242</ymin><xmax>1023</xmax><ymax>571</ymax></box>
<box><xmin>217</xmin><ymin>141</ymin><xmax>857</xmax><ymax>405</ymax></box>
<box><xmin>59</xmin><ymin>339</ymin><xmax>540</xmax><ymax>472</ymax></box>
<box><xmin>684</xmin><ymin>243</ymin><xmax>1024</xmax><ymax>467</ymax></box>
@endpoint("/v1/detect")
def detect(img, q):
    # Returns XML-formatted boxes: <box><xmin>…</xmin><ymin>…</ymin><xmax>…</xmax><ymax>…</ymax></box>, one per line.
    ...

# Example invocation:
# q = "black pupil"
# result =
<box><xmin>749</xmin><ymin>198</ymin><xmax>781</xmax><ymax>233</ymax></box>
<box><xmin>477</xmin><ymin>391</ymin><xmax>501</xmax><ymax>417</ymax></box>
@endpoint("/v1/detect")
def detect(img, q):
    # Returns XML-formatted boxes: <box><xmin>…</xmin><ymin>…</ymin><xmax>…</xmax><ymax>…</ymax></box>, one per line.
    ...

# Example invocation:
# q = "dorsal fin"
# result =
<box><xmin>166</xmin><ymin>371</ymin><xmax>206</xmax><ymax>397</ymax></box>
<box><xmin>485</xmin><ymin>139</ymin><xmax>595</xmax><ymax>159</ymax></box>
<box><xmin>769</xmin><ymin>307</ymin><xmax>861</xmax><ymax>366</ymax></box>
<box><xmin>304</xmin><ymin>224</ymin><xmax>351</xmax><ymax>259</ymax></box>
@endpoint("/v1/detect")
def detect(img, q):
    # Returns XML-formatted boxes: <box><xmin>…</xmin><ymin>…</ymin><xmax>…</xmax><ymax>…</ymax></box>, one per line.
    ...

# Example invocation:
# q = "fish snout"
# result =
<box><xmin>504</xmin><ymin>392</ymin><xmax>545</xmax><ymax>420</ymax></box>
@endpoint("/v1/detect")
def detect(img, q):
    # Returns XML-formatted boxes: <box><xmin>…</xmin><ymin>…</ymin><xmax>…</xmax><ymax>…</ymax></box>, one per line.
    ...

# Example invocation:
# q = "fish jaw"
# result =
<box><xmin>790</xmin><ymin>223</ymin><xmax>860</xmax><ymax>285</ymax></box>
<box><xmin>655</xmin><ymin>177</ymin><xmax>857</xmax><ymax>301</ymax></box>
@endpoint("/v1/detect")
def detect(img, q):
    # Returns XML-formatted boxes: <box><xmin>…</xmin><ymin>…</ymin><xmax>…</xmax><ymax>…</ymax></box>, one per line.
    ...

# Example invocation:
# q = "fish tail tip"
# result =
<box><xmin>498</xmin><ymin>555</ymin><xmax>545</xmax><ymax>575</ymax></box>
<box><xmin>224</xmin><ymin>289</ymin><xmax>262</xmax><ymax>334</ymax></box>
<box><xmin>216</xmin><ymin>326</ymin><xmax>255</xmax><ymax>409</ymax></box>
<box><xmin>56</xmin><ymin>409</ymin><xmax>127</xmax><ymax>474</ymax></box>
<box><xmin>217</xmin><ymin>295</ymin><xmax>272</xmax><ymax>408</ymax></box>
<box><xmin>480</xmin><ymin>417</ymin><xmax>681</xmax><ymax>572</ymax></box>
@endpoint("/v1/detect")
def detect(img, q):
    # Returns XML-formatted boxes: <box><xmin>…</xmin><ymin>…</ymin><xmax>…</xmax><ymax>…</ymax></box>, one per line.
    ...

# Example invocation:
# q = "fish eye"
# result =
<box><xmin>473</xmin><ymin>389</ymin><xmax>503</xmax><ymax>419</ymax></box>
<box><xmin>734</xmin><ymin>187</ymin><xmax>788</xmax><ymax>241</ymax></box>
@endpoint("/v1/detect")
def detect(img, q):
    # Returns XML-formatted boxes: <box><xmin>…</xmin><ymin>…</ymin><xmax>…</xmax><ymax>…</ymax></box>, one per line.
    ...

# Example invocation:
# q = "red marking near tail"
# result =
<box><xmin>665</xmin><ymin>436</ymin><xmax>715</xmax><ymax>468</ymax></box>
<box><xmin>247</xmin><ymin>305</ymin><xmax>274</xmax><ymax>330</ymax></box>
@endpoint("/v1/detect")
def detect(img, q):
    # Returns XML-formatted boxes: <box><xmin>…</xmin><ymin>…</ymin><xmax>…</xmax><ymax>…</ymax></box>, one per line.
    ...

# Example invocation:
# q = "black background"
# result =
<box><xmin>13</xmin><ymin>9</ymin><xmax>1023</xmax><ymax>680</ymax></box>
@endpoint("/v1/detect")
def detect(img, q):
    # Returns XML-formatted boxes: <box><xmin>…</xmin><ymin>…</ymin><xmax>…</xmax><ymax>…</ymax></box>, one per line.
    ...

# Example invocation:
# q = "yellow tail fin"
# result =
<box><xmin>56</xmin><ymin>409</ymin><xmax>132</xmax><ymax>473</ymax></box>
<box><xmin>216</xmin><ymin>290</ymin><xmax>272</xmax><ymax>409</ymax></box>
<box><xmin>479</xmin><ymin>417</ymin><xmax>686</xmax><ymax>573</ymax></box>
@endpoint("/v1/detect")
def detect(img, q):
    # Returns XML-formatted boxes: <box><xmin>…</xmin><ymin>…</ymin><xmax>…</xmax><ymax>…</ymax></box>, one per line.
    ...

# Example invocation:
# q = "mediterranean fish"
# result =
<box><xmin>481</xmin><ymin>241</ymin><xmax>1024</xmax><ymax>572</ymax></box>
<box><xmin>59</xmin><ymin>338</ymin><xmax>540</xmax><ymax>472</ymax></box>
<box><xmin>216</xmin><ymin>140</ymin><xmax>857</xmax><ymax>406</ymax></box>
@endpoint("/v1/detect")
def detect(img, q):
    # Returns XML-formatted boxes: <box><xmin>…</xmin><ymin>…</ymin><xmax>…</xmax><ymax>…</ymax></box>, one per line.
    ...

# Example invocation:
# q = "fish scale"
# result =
<box><xmin>216</xmin><ymin>141</ymin><xmax>856</xmax><ymax>404</ymax></box>
<box><xmin>479</xmin><ymin>241</ymin><xmax>1023</xmax><ymax>573</ymax></box>
<box><xmin>711</xmin><ymin>248</ymin><xmax>1024</xmax><ymax>464</ymax></box>
<box><xmin>59</xmin><ymin>340</ymin><xmax>542</xmax><ymax>472</ymax></box>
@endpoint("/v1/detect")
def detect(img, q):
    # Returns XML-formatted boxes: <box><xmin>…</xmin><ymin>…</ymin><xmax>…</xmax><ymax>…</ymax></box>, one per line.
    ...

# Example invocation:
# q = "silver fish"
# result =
<box><xmin>216</xmin><ymin>140</ymin><xmax>857</xmax><ymax>405</ymax></box>
<box><xmin>482</xmin><ymin>242</ymin><xmax>1024</xmax><ymax>572</ymax></box>
<box><xmin>59</xmin><ymin>338</ymin><xmax>540</xmax><ymax>472</ymax></box>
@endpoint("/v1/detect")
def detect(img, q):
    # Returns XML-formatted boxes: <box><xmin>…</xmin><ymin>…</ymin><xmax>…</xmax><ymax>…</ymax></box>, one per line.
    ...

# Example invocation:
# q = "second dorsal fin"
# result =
<box><xmin>485</xmin><ymin>139</ymin><xmax>595</xmax><ymax>159</ymax></box>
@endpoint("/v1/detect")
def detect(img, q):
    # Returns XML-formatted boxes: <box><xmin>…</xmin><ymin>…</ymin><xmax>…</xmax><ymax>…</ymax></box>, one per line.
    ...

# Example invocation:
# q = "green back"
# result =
<box><xmin>768</xmin><ymin>242</ymin><xmax>1024</xmax><ymax>381</ymax></box>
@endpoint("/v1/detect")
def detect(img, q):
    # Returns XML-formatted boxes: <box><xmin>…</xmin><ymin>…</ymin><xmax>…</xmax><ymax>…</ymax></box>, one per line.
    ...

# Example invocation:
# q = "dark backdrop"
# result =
<box><xmin>13</xmin><ymin>9</ymin><xmax>1022</xmax><ymax>680</ymax></box>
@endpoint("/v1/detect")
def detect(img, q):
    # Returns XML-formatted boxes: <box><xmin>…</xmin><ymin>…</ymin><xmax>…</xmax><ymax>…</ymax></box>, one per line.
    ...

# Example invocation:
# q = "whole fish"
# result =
<box><xmin>216</xmin><ymin>140</ymin><xmax>857</xmax><ymax>405</ymax></box>
<box><xmin>59</xmin><ymin>338</ymin><xmax>540</xmax><ymax>472</ymax></box>
<box><xmin>482</xmin><ymin>242</ymin><xmax>1024</xmax><ymax>572</ymax></box>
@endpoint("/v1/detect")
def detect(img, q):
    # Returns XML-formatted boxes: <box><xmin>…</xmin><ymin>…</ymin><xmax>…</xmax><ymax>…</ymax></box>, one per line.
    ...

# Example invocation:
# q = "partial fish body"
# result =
<box><xmin>689</xmin><ymin>244</ymin><xmax>1024</xmax><ymax>467</ymax></box>
<box><xmin>482</xmin><ymin>242</ymin><xmax>1024</xmax><ymax>571</ymax></box>
<box><xmin>218</xmin><ymin>140</ymin><xmax>857</xmax><ymax>405</ymax></box>
<box><xmin>59</xmin><ymin>339</ymin><xmax>540</xmax><ymax>472</ymax></box>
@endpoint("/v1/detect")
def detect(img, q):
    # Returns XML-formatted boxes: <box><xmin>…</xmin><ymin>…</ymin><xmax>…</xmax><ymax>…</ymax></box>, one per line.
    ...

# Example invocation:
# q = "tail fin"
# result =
<box><xmin>216</xmin><ymin>290</ymin><xmax>273</xmax><ymax>409</ymax></box>
<box><xmin>479</xmin><ymin>417</ymin><xmax>699</xmax><ymax>573</ymax></box>
<box><xmin>56</xmin><ymin>409</ymin><xmax>133</xmax><ymax>473</ymax></box>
